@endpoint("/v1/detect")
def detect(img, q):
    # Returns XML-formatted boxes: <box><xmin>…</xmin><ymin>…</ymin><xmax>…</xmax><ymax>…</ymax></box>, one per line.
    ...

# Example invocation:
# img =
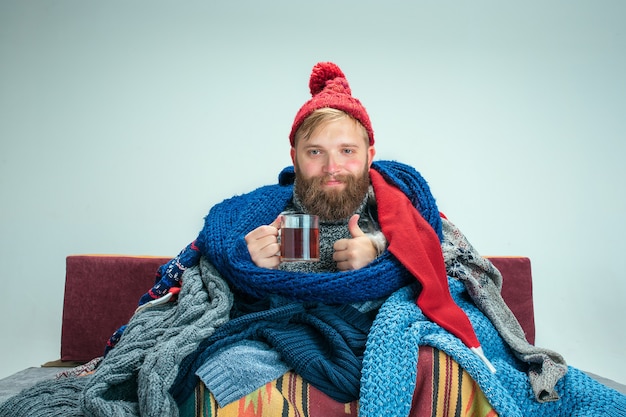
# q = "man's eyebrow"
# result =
<box><xmin>337</xmin><ymin>142</ymin><xmax>361</xmax><ymax>149</ymax></box>
<box><xmin>301</xmin><ymin>139</ymin><xmax>361</xmax><ymax>148</ymax></box>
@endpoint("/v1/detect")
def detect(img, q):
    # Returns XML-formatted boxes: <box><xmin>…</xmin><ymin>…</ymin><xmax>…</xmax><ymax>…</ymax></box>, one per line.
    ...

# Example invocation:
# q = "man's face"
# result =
<box><xmin>291</xmin><ymin>117</ymin><xmax>376</xmax><ymax>221</ymax></box>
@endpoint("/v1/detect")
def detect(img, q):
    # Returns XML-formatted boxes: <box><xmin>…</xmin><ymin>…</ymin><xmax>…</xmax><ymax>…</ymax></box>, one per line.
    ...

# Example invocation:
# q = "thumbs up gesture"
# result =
<box><xmin>333</xmin><ymin>214</ymin><xmax>378</xmax><ymax>271</ymax></box>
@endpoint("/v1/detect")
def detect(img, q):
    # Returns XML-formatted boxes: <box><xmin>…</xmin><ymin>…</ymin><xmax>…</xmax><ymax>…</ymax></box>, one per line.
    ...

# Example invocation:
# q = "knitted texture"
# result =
<box><xmin>81</xmin><ymin>257</ymin><xmax>232</xmax><ymax>417</ymax></box>
<box><xmin>0</xmin><ymin>258</ymin><xmax>232</xmax><ymax>417</ymax></box>
<box><xmin>171</xmin><ymin>301</ymin><xmax>372</xmax><ymax>404</ymax></box>
<box><xmin>0</xmin><ymin>375</ymin><xmax>87</xmax><ymax>417</ymax></box>
<box><xmin>106</xmin><ymin>161</ymin><xmax>438</xmax><ymax>354</ymax></box>
<box><xmin>370</xmin><ymin>161</ymin><xmax>443</xmax><ymax>241</ymax></box>
<box><xmin>289</xmin><ymin>62</ymin><xmax>374</xmax><ymax>145</ymax></box>
<box><xmin>370</xmin><ymin>169</ymin><xmax>480</xmax><ymax>350</ymax></box>
<box><xmin>138</xmin><ymin>240</ymin><xmax>201</xmax><ymax>305</ymax></box>
<box><xmin>4</xmin><ymin>161</ymin><xmax>625</xmax><ymax>417</ymax></box>
<box><xmin>105</xmin><ymin>241</ymin><xmax>202</xmax><ymax>356</ymax></box>
<box><xmin>359</xmin><ymin>282</ymin><xmax>626</xmax><ymax>417</ymax></box>
<box><xmin>197</xmin><ymin>160</ymin><xmax>437</xmax><ymax>304</ymax></box>
<box><xmin>441</xmin><ymin>217</ymin><xmax>569</xmax><ymax>401</ymax></box>
<box><xmin>279</xmin><ymin>185</ymin><xmax>377</xmax><ymax>273</ymax></box>
<box><xmin>199</xmin><ymin>159</ymin><xmax>482</xmax><ymax>357</ymax></box>
<box><xmin>194</xmin><ymin>340</ymin><xmax>290</xmax><ymax>407</ymax></box>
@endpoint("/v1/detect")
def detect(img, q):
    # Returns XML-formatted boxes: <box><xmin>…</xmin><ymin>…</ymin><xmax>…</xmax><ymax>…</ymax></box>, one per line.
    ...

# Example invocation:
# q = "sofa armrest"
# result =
<box><xmin>487</xmin><ymin>256</ymin><xmax>535</xmax><ymax>344</ymax></box>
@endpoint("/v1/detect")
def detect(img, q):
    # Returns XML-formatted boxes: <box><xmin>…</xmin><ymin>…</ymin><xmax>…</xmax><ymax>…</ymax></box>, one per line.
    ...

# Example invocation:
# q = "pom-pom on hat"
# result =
<box><xmin>289</xmin><ymin>62</ymin><xmax>374</xmax><ymax>146</ymax></box>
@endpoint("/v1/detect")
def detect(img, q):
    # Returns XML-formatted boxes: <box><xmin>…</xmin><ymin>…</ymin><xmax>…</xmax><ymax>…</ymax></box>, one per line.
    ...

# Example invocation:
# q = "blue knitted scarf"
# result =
<box><xmin>195</xmin><ymin>160</ymin><xmax>439</xmax><ymax>304</ymax></box>
<box><xmin>359</xmin><ymin>280</ymin><xmax>626</xmax><ymax>417</ymax></box>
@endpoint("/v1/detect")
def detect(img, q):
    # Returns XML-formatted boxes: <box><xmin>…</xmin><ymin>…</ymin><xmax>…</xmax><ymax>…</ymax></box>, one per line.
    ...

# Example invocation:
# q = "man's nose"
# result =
<box><xmin>323</xmin><ymin>154</ymin><xmax>340</xmax><ymax>174</ymax></box>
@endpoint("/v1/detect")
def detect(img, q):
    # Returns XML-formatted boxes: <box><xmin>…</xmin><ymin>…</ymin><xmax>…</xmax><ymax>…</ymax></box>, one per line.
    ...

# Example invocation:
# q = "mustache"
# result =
<box><xmin>319</xmin><ymin>173</ymin><xmax>349</xmax><ymax>183</ymax></box>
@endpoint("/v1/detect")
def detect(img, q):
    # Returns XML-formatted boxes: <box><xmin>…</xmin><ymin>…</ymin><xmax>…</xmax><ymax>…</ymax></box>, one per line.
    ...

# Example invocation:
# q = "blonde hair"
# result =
<box><xmin>293</xmin><ymin>108</ymin><xmax>368</xmax><ymax>146</ymax></box>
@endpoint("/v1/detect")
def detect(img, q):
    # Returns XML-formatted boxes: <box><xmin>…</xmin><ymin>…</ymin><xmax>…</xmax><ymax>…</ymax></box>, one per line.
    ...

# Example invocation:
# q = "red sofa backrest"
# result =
<box><xmin>61</xmin><ymin>255</ymin><xmax>170</xmax><ymax>362</ymax></box>
<box><xmin>60</xmin><ymin>255</ymin><xmax>535</xmax><ymax>363</ymax></box>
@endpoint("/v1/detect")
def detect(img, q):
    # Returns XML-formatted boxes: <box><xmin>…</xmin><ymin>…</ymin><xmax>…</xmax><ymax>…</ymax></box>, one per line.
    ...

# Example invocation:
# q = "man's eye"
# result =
<box><xmin>343</xmin><ymin>148</ymin><xmax>355</xmax><ymax>154</ymax></box>
<box><xmin>308</xmin><ymin>149</ymin><xmax>321</xmax><ymax>156</ymax></box>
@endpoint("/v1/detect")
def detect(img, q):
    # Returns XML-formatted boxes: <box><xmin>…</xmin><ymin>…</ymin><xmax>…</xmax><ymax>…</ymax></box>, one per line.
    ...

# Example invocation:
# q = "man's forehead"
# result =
<box><xmin>301</xmin><ymin>120</ymin><xmax>369</xmax><ymax>147</ymax></box>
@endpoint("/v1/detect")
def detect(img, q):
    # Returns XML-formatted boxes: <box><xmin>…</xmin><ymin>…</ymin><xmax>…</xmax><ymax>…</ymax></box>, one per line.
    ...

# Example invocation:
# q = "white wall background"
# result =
<box><xmin>1</xmin><ymin>1</ymin><xmax>624</xmax><ymax>385</ymax></box>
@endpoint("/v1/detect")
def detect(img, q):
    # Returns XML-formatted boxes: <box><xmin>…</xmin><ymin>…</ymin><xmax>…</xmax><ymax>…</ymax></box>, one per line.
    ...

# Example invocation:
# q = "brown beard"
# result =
<box><xmin>294</xmin><ymin>167</ymin><xmax>371</xmax><ymax>221</ymax></box>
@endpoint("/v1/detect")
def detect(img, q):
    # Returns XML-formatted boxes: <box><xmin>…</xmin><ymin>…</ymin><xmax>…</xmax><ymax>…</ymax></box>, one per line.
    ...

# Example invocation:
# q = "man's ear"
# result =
<box><xmin>290</xmin><ymin>147</ymin><xmax>296</xmax><ymax>166</ymax></box>
<box><xmin>367</xmin><ymin>146</ymin><xmax>376</xmax><ymax>167</ymax></box>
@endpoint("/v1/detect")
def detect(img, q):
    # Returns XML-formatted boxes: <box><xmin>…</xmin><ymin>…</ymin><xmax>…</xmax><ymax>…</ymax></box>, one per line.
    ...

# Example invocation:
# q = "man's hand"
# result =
<box><xmin>245</xmin><ymin>217</ymin><xmax>281</xmax><ymax>269</ymax></box>
<box><xmin>333</xmin><ymin>214</ymin><xmax>377</xmax><ymax>271</ymax></box>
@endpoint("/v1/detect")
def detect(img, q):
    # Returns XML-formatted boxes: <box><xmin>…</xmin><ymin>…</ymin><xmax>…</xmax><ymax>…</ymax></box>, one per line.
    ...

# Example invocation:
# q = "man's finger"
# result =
<box><xmin>348</xmin><ymin>214</ymin><xmax>365</xmax><ymax>238</ymax></box>
<box><xmin>270</xmin><ymin>215</ymin><xmax>282</xmax><ymax>229</ymax></box>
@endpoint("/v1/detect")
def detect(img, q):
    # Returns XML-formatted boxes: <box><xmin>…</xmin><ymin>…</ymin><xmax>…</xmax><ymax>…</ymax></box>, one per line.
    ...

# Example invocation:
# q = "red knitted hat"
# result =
<box><xmin>289</xmin><ymin>62</ymin><xmax>374</xmax><ymax>146</ymax></box>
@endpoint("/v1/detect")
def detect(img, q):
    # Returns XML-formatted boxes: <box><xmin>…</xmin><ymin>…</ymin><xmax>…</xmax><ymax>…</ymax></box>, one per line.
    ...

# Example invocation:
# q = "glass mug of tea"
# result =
<box><xmin>279</xmin><ymin>213</ymin><xmax>320</xmax><ymax>262</ymax></box>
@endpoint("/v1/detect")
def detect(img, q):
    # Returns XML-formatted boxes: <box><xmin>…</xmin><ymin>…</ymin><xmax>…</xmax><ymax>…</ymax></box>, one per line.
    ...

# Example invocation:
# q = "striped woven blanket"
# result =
<box><xmin>178</xmin><ymin>347</ymin><xmax>497</xmax><ymax>417</ymax></box>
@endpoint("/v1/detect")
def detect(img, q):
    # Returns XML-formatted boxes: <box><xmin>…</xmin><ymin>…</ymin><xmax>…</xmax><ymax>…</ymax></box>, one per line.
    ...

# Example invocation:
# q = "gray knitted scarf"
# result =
<box><xmin>0</xmin><ymin>257</ymin><xmax>233</xmax><ymax>417</ymax></box>
<box><xmin>440</xmin><ymin>218</ymin><xmax>568</xmax><ymax>401</ymax></box>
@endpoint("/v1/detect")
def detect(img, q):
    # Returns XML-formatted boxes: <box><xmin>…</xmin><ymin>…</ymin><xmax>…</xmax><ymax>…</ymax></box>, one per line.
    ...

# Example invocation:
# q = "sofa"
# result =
<box><xmin>0</xmin><ymin>254</ymin><xmax>623</xmax><ymax>405</ymax></box>
<box><xmin>58</xmin><ymin>255</ymin><xmax>537</xmax><ymax>363</ymax></box>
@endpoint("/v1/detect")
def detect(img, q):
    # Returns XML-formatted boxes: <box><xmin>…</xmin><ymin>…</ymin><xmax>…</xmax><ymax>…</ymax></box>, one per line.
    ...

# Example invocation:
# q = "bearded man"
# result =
<box><xmin>4</xmin><ymin>62</ymin><xmax>623</xmax><ymax>417</ymax></box>
<box><xmin>100</xmin><ymin>62</ymin><xmax>617</xmax><ymax>416</ymax></box>
<box><xmin>246</xmin><ymin>106</ymin><xmax>384</xmax><ymax>273</ymax></box>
